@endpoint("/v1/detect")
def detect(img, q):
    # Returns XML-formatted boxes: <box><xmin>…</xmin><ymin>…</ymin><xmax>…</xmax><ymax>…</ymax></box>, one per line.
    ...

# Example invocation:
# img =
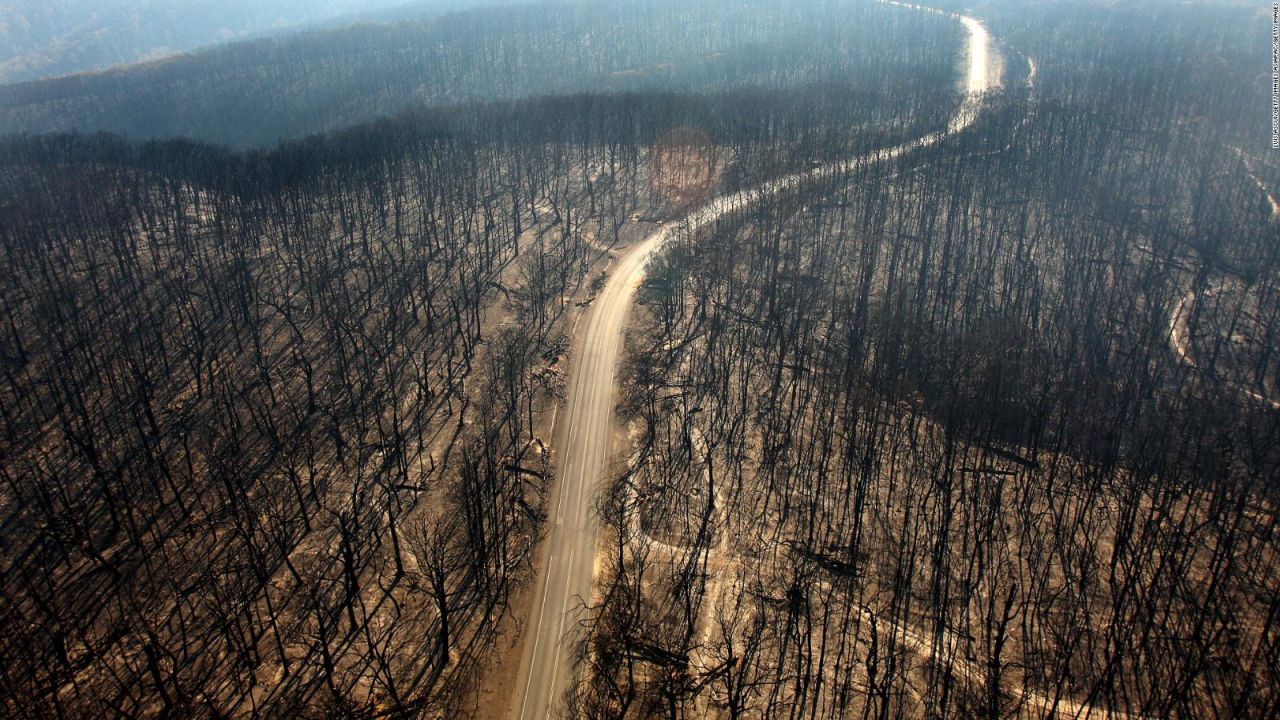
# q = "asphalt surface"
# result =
<box><xmin>508</xmin><ymin>4</ymin><xmax>997</xmax><ymax>718</ymax></box>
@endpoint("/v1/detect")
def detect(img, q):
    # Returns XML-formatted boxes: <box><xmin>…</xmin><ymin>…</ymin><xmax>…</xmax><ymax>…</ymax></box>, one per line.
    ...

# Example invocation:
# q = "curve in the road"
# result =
<box><xmin>509</xmin><ymin>4</ymin><xmax>1000</xmax><ymax>719</ymax></box>
<box><xmin>1167</xmin><ymin>153</ymin><xmax>1280</xmax><ymax>411</ymax></box>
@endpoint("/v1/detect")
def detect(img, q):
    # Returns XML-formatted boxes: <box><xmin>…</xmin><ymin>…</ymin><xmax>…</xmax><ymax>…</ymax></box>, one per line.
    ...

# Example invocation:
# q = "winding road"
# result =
<box><xmin>508</xmin><ymin>4</ymin><xmax>999</xmax><ymax>719</ymax></box>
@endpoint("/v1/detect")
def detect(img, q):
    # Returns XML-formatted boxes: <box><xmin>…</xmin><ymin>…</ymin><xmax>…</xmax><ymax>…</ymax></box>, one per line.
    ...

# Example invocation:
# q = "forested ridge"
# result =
<box><xmin>0</xmin><ymin>0</ymin><xmax>486</xmax><ymax>84</ymax></box>
<box><xmin>0</xmin><ymin>0</ymin><xmax>961</xmax><ymax>148</ymax></box>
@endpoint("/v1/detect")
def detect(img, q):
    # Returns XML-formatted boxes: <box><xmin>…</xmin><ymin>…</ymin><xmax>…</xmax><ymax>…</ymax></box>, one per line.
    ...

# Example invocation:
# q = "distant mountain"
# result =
<box><xmin>0</xmin><ymin>0</ymin><xmax>506</xmax><ymax>82</ymax></box>
<box><xmin>0</xmin><ymin>0</ymin><xmax>961</xmax><ymax>149</ymax></box>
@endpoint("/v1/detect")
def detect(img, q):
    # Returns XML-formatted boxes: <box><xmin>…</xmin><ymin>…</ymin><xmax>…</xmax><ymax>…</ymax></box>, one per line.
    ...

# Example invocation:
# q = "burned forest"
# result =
<box><xmin>0</xmin><ymin>0</ymin><xmax>1277</xmax><ymax>719</ymax></box>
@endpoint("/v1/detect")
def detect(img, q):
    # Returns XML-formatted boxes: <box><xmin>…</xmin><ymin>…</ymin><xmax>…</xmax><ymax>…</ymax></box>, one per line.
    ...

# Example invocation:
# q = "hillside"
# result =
<box><xmin>0</xmin><ymin>0</ymin><xmax>962</xmax><ymax>148</ymax></box>
<box><xmin>0</xmin><ymin>0</ymin><xmax>503</xmax><ymax>83</ymax></box>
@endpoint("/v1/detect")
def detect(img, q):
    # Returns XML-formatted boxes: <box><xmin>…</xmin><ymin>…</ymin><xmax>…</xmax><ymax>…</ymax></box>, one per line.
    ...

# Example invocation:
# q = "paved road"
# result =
<box><xmin>508</xmin><ymin>4</ymin><xmax>998</xmax><ymax>719</ymax></box>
